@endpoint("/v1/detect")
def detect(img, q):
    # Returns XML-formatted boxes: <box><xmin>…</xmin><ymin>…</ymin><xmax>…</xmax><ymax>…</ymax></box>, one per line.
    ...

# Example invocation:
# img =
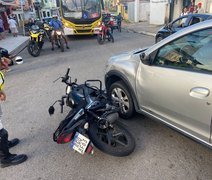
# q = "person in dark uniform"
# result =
<box><xmin>0</xmin><ymin>48</ymin><xmax>27</xmax><ymax>168</ymax></box>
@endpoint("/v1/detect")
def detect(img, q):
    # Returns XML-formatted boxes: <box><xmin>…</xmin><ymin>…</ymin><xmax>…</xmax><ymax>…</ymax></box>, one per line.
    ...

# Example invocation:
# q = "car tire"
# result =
<box><xmin>109</xmin><ymin>81</ymin><xmax>134</xmax><ymax>119</ymax></box>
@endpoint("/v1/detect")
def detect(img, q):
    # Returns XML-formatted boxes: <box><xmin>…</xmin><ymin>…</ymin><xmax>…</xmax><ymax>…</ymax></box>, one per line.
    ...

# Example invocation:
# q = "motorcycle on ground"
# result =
<box><xmin>48</xmin><ymin>68</ymin><xmax>135</xmax><ymax>157</ymax></box>
<box><xmin>97</xmin><ymin>20</ymin><xmax>114</xmax><ymax>45</ymax></box>
<box><xmin>27</xmin><ymin>25</ymin><xmax>45</xmax><ymax>57</ymax></box>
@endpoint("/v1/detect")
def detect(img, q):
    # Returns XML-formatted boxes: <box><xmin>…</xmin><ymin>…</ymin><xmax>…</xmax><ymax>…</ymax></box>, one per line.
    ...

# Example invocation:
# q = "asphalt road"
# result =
<box><xmin>0</xmin><ymin>30</ymin><xmax>211</xmax><ymax>180</ymax></box>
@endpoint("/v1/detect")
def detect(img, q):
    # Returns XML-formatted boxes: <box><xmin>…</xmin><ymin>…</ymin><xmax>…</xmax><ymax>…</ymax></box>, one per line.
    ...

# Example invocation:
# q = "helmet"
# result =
<box><xmin>0</xmin><ymin>48</ymin><xmax>9</xmax><ymax>58</ymax></box>
<box><xmin>14</xmin><ymin>56</ymin><xmax>23</xmax><ymax>65</ymax></box>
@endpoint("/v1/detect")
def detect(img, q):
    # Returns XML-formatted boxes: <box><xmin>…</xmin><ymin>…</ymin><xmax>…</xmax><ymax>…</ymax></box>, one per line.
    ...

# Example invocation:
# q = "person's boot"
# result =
<box><xmin>51</xmin><ymin>46</ymin><xmax>54</xmax><ymax>51</ymax></box>
<box><xmin>1</xmin><ymin>154</ymin><xmax>28</xmax><ymax>168</ymax></box>
<box><xmin>8</xmin><ymin>138</ymin><xmax>19</xmax><ymax>149</ymax></box>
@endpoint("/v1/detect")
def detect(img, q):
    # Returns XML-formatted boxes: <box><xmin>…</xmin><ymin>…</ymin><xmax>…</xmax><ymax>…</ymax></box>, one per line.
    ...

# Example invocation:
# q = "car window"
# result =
<box><xmin>189</xmin><ymin>17</ymin><xmax>202</xmax><ymax>25</ymax></box>
<box><xmin>172</xmin><ymin>17</ymin><xmax>188</xmax><ymax>28</ymax></box>
<box><xmin>153</xmin><ymin>28</ymin><xmax>212</xmax><ymax>73</ymax></box>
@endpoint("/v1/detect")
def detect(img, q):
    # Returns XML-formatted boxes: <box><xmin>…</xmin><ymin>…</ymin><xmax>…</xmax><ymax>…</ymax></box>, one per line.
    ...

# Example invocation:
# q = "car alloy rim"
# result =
<box><xmin>111</xmin><ymin>88</ymin><xmax>129</xmax><ymax>113</ymax></box>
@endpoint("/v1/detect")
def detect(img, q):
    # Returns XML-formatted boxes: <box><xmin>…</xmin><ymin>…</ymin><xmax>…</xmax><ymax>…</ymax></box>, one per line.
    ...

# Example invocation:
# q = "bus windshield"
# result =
<box><xmin>62</xmin><ymin>0</ymin><xmax>101</xmax><ymax>19</ymax></box>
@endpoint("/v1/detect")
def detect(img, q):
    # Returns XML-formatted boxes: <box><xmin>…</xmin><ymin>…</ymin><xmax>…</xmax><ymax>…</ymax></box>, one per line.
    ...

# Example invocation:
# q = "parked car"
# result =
<box><xmin>105</xmin><ymin>20</ymin><xmax>212</xmax><ymax>148</ymax></box>
<box><xmin>155</xmin><ymin>13</ymin><xmax>212</xmax><ymax>43</ymax></box>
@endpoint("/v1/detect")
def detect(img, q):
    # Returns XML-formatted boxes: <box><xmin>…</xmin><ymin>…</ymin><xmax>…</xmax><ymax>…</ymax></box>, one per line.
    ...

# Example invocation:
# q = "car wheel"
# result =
<box><xmin>109</xmin><ymin>81</ymin><xmax>134</xmax><ymax>119</ymax></box>
<box><xmin>156</xmin><ymin>36</ymin><xmax>163</xmax><ymax>43</ymax></box>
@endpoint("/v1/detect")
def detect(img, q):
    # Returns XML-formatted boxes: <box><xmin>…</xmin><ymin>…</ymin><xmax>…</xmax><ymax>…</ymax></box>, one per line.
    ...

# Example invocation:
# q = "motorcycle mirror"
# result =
<box><xmin>48</xmin><ymin>106</ymin><xmax>55</xmax><ymax>115</ymax></box>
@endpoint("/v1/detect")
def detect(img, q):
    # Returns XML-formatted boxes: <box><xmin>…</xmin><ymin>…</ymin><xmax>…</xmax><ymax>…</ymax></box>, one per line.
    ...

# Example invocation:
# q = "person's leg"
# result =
<box><xmin>51</xmin><ymin>30</ymin><xmax>55</xmax><ymax>50</ymax></box>
<box><xmin>62</xmin><ymin>32</ymin><xmax>69</xmax><ymax>49</ymax></box>
<box><xmin>0</xmin><ymin>106</ymin><xmax>27</xmax><ymax>168</ymax></box>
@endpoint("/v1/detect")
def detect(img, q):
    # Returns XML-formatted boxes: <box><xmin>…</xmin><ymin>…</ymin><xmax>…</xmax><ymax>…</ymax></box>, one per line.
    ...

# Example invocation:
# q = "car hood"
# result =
<box><xmin>107</xmin><ymin>48</ymin><xmax>148</xmax><ymax>64</ymax></box>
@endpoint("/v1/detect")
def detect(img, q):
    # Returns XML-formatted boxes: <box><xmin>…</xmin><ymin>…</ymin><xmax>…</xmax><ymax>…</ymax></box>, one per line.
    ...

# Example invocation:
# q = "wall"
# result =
<box><xmin>127</xmin><ymin>1</ymin><xmax>134</xmax><ymax>22</ymax></box>
<box><xmin>149</xmin><ymin>0</ymin><xmax>168</xmax><ymax>25</ymax></box>
<box><xmin>139</xmin><ymin>1</ymin><xmax>150</xmax><ymax>21</ymax></box>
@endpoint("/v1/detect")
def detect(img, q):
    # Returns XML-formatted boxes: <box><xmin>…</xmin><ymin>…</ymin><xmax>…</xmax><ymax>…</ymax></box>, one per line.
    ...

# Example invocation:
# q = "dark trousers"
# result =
<box><xmin>0</xmin><ymin>128</ymin><xmax>10</xmax><ymax>159</ymax></box>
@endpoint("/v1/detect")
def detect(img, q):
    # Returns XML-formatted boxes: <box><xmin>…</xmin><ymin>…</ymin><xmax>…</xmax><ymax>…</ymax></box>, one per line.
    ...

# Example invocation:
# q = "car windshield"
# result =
<box><xmin>61</xmin><ymin>0</ymin><xmax>101</xmax><ymax>19</ymax></box>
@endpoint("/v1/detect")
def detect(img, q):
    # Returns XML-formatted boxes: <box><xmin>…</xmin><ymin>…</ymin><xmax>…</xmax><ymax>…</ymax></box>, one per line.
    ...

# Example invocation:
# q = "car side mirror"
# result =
<box><xmin>140</xmin><ymin>52</ymin><xmax>151</xmax><ymax>65</ymax></box>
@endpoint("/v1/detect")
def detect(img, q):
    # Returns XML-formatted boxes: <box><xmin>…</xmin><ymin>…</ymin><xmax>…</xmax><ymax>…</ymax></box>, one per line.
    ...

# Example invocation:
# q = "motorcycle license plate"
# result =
<box><xmin>70</xmin><ymin>132</ymin><xmax>90</xmax><ymax>154</ymax></box>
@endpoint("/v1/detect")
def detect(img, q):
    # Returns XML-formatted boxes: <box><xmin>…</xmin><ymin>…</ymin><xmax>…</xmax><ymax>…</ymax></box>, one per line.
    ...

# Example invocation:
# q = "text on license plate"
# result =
<box><xmin>70</xmin><ymin>132</ymin><xmax>90</xmax><ymax>154</ymax></box>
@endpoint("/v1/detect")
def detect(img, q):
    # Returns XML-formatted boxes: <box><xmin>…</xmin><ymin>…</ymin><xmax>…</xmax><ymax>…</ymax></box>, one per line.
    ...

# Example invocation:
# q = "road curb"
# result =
<box><xmin>124</xmin><ymin>28</ymin><xmax>156</xmax><ymax>37</ymax></box>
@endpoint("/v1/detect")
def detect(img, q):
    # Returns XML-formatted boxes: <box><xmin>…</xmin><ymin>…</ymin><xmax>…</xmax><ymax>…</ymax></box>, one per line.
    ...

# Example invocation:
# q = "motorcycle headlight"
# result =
<box><xmin>32</xmin><ymin>30</ymin><xmax>37</xmax><ymax>34</ymax></box>
<box><xmin>56</xmin><ymin>31</ymin><xmax>62</xmax><ymax>35</ymax></box>
<box><xmin>66</xmin><ymin>86</ymin><xmax>71</xmax><ymax>94</ymax></box>
<box><xmin>99</xmin><ymin>27</ymin><xmax>102</xmax><ymax>31</ymax></box>
<box><xmin>98</xmin><ymin>21</ymin><xmax>101</xmax><ymax>26</ymax></box>
<box><xmin>66</xmin><ymin>94</ymin><xmax>75</xmax><ymax>108</ymax></box>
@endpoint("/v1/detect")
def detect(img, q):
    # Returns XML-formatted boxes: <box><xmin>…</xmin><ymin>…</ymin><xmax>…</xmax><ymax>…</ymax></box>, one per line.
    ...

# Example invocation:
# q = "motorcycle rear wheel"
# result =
<box><xmin>27</xmin><ymin>41</ymin><xmax>41</xmax><ymax>57</ymax></box>
<box><xmin>88</xmin><ymin>121</ymin><xmax>135</xmax><ymax>157</ymax></box>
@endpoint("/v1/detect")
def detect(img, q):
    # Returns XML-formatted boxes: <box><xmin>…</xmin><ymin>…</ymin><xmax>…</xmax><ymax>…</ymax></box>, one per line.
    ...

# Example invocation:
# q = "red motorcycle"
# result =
<box><xmin>97</xmin><ymin>20</ymin><xmax>114</xmax><ymax>45</ymax></box>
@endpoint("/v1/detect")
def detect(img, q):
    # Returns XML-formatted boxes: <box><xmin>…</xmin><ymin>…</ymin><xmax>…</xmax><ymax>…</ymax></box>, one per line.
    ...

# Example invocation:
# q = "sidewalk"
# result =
<box><xmin>0</xmin><ymin>34</ymin><xmax>29</xmax><ymax>55</ymax></box>
<box><xmin>122</xmin><ymin>21</ymin><xmax>164</xmax><ymax>37</ymax></box>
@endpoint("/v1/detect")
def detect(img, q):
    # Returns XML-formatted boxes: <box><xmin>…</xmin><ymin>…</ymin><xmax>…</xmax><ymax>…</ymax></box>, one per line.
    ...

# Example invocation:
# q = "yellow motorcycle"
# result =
<box><xmin>27</xmin><ymin>25</ymin><xmax>45</xmax><ymax>57</ymax></box>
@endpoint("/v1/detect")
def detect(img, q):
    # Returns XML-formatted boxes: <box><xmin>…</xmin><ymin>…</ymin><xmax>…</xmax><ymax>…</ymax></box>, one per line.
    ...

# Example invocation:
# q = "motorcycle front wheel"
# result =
<box><xmin>97</xmin><ymin>34</ymin><xmax>104</xmax><ymax>45</ymax></box>
<box><xmin>27</xmin><ymin>41</ymin><xmax>41</xmax><ymax>57</ymax></box>
<box><xmin>59</xmin><ymin>38</ymin><xmax>64</xmax><ymax>52</ymax></box>
<box><xmin>88</xmin><ymin>121</ymin><xmax>135</xmax><ymax>157</ymax></box>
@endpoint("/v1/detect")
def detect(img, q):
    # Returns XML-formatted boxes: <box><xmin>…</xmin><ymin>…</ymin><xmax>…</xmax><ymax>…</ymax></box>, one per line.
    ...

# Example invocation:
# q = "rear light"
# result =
<box><xmin>57</xmin><ymin>132</ymin><xmax>73</xmax><ymax>144</ymax></box>
<box><xmin>86</xmin><ymin>143</ymin><xmax>94</xmax><ymax>154</ymax></box>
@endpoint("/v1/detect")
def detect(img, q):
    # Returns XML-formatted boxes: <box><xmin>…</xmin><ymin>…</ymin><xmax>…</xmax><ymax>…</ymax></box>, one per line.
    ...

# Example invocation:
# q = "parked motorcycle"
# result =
<box><xmin>97</xmin><ymin>21</ymin><xmax>114</xmax><ymax>45</ymax></box>
<box><xmin>48</xmin><ymin>68</ymin><xmax>135</xmax><ymax>157</ymax></box>
<box><xmin>27</xmin><ymin>25</ymin><xmax>45</xmax><ymax>57</ymax></box>
<box><xmin>54</xmin><ymin>30</ymin><xmax>65</xmax><ymax>52</ymax></box>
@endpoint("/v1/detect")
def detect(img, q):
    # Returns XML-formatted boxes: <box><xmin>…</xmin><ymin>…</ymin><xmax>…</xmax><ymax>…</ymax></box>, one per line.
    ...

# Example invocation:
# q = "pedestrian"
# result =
<box><xmin>193</xmin><ymin>5</ymin><xmax>198</xmax><ymax>13</ymax></box>
<box><xmin>0</xmin><ymin>48</ymin><xmax>27</xmax><ymax>168</ymax></box>
<box><xmin>0</xmin><ymin>17</ymin><xmax>5</xmax><ymax>40</ymax></box>
<box><xmin>8</xmin><ymin>17</ymin><xmax>18</xmax><ymax>37</ymax></box>
<box><xmin>197</xmin><ymin>2</ymin><xmax>204</xmax><ymax>13</ymax></box>
<box><xmin>181</xmin><ymin>7</ymin><xmax>189</xmax><ymax>16</ymax></box>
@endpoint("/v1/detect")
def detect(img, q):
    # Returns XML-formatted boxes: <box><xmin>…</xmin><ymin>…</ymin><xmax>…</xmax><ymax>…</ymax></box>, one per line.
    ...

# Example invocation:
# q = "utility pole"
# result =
<box><xmin>20</xmin><ymin>0</ymin><xmax>25</xmax><ymax>36</ymax></box>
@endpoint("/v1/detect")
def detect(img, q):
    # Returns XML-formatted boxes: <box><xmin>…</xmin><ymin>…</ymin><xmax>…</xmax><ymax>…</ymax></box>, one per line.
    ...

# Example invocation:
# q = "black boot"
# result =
<box><xmin>1</xmin><ymin>154</ymin><xmax>28</xmax><ymax>168</ymax></box>
<box><xmin>8</xmin><ymin>138</ymin><xmax>20</xmax><ymax>149</ymax></box>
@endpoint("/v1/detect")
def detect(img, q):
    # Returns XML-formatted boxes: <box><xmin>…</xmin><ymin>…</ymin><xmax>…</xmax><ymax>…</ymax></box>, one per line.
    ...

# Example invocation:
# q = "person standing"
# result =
<box><xmin>181</xmin><ymin>7</ymin><xmax>189</xmax><ymax>16</ymax></box>
<box><xmin>8</xmin><ymin>17</ymin><xmax>18</xmax><ymax>37</ymax></box>
<box><xmin>0</xmin><ymin>48</ymin><xmax>27</xmax><ymax>168</ymax></box>
<box><xmin>0</xmin><ymin>17</ymin><xmax>5</xmax><ymax>40</ymax></box>
<box><xmin>197</xmin><ymin>2</ymin><xmax>204</xmax><ymax>13</ymax></box>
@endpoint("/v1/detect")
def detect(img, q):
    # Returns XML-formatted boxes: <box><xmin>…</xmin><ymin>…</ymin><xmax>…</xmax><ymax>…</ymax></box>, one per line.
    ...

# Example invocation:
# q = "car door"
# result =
<box><xmin>137</xmin><ymin>28</ymin><xmax>212</xmax><ymax>144</ymax></box>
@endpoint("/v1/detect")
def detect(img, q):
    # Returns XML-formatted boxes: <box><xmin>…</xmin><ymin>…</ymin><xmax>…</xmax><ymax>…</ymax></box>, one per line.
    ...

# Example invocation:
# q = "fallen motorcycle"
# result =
<box><xmin>27</xmin><ymin>25</ymin><xmax>45</xmax><ymax>57</ymax></box>
<box><xmin>48</xmin><ymin>68</ymin><xmax>135</xmax><ymax>157</ymax></box>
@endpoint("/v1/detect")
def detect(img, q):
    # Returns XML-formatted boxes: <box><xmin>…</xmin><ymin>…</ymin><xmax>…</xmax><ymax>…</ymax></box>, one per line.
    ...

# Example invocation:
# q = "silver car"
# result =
<box><xmin>105</xmin><ymin>20</ymin><xmax>212</xmax><ymax>148</ymax></box>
